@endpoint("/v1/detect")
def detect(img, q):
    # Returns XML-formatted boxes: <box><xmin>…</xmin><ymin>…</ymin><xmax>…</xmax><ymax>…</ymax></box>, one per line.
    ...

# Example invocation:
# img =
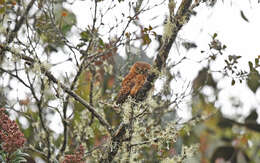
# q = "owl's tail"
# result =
<box><xmin>116</xmin><ymin>92</ymin><xmax>129</xmax><ymax>105</ymax></box>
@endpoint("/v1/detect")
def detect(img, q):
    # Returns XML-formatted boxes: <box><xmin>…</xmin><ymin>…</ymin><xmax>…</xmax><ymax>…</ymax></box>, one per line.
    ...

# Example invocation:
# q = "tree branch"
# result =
<box><xmin>0</xmin><ymin>67</ymin><xmax>30</xmax><ymax>89</ymax></box>
<box><xmin>42</xmin><ymin>65</ymin><xmax>113</xmax><ymax>134</ymax></box>
<box><xmin>0</xmin><ymin>45</ymin><xmax>113</xmax><ymax>135</ymax></box>
<box><xmin>100</xmin><ymin>123</ymin><xmax>127</xmax><ymax>163</ymax></box>
<box><xmin>136</xmin><ymin>0</ymin><xmax>193</xmax><ymax>101</ymax></box>
<box><xmin>100</xmin><ymin>0</ymin><xmax>196</xmax><ymax>162</ymax></box>
<box><xmin>155</xmin><ymin>0</ymin><xmax>192</xmax><ymax>71</ymax></box>
<box><xmin>7</xmin><ymin>0</ymin><xmax>36</xmax><ymax>43</ymax></box>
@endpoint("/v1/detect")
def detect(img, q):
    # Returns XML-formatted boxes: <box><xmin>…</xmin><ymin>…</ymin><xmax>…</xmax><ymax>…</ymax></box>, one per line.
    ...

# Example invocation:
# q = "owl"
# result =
<box><xmin>116</xmin><ymin>61</ymin><xmax>151</xmax><ymax>104</ymax></box>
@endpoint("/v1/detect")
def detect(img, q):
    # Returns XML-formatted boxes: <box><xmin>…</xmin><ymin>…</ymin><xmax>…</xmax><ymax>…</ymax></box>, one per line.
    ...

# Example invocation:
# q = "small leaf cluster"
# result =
<box><xmin>247</xmin><ymin>57</ymin><xmax>260</xmax><ymax>93</ymax></box>
<box><xmin>0</xmin><ymin>149</ymin><xmax>29</xmax><ymax>163</ymax></box>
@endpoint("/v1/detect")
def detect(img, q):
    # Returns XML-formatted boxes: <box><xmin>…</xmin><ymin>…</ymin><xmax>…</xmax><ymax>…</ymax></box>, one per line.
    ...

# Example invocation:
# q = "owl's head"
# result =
<box><xmin>131</xmin><ymin>61</ymin><xmax>151</xmax><ymax>75</ymax></box>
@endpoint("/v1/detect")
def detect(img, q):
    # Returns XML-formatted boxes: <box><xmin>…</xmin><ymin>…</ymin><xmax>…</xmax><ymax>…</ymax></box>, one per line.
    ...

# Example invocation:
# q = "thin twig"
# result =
<box><xmin>7</xmin><ymin>0</ymin><xmax>36</xmax><ymax>43</ymax></box>
<box><xmin>25</xmin><ymin>66</ymin><xmax>52</xmax><ymax>161</ymax></box>
<box><xmin>130</xmin><ymin>138</ymin><xmax>158</xmax><ymax>147</ymax></box>
<box><xmin>59</xmin><ymin>0</ymin><xmax>100</xmax><ymax>156</ymax></box>
<box><xmin>0</xmin><ymin>67</ymin><xmax>30</xmax><ymax>89</ymax></box>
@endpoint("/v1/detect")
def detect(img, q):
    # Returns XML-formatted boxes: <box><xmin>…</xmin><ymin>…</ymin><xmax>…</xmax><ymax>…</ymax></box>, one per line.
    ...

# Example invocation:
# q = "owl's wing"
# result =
<box><xmin>130</xmin><ymin>74</ymin><xmax>146</xmax><ymax>96</ymax></box>
<box><xmin>116</xmin><ymin>74</ymin><xmax>135</xmax><ymax>104</ymax></box>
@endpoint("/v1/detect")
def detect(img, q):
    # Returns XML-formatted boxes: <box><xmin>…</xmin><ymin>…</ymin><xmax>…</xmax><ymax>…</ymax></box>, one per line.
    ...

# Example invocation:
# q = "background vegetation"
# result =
<box><xmin>0</xmin><ymin>0</ymin><xmax>260</xmax><ymax>162</ymax></box>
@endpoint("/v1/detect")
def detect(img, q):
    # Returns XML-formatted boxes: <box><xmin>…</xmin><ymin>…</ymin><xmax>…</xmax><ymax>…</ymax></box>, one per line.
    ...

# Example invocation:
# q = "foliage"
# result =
<box><xmin>0</xmin><ymin>0</ymin><xmax>260</xmax><ymax>162</ymax></box>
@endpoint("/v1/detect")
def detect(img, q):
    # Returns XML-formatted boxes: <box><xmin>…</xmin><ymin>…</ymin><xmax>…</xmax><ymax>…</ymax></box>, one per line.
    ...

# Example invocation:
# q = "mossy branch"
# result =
<box><xmin>137</xmin><ymin>0</ymin><xmax>193</xmax><ymax>101</ymax></box>
<box><xmin>101</xmin><ymin>0</ymin><xmax>196</xmax><ymax>162</ymax></box>
<box><xmin>0</xmin><ymin>45</ymin><xmax>113</xmax><ymax>135</ymax></box>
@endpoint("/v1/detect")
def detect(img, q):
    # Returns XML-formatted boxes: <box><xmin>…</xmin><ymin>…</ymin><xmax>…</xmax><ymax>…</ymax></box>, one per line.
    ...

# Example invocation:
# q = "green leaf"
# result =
<box><xmin>240</xmin><ymin>10</ymin><xmax>249</xmax><ymax>22</ymax></box>
<box><xmin>228</xmin><ymin>55</ymin><xmax>232</xmax><ymax>61</ymax></box>
<box><xmin>148</xmin><ymin>25</ymin><xmax>153</xmax><ymax>31</ymax></box>
<box><xmin>8</xmin><ymin>150</ymin><xmax>29</xmax><ymax>163</ymax></box>
<box><xmin>61</xmin><ymin>24</ymin><xmax>72</xmax><ymax>34</ymax></box>
<box><xmin>142</xmin><ymin>34</ymin><xmax>151</xmax><ymax>45</ymax></box>
<box><xmin>0</xmin><ymin>153</ymin><xmax>5</xmax><ymax>162</ymax></box>
<box><xmin>231</xmin><ymin>79</ymin><xmax>235</xmax><ymax>85</ymax></box>
<box><xmin>236</xmin><ymin>55</ymin><xmax>241</xmax><ymax>59</ymax></box>
<box><xmin>13</xmin><ymin>157</ymin><xmax>27</xmax><ymax>163</ymax></box>
<box><xmin>212</xmin><ymin>33</ymin><xmax>217</xmax><ymax>39</ymax></box>
<box><xmin>143</xmin><ymin>27</ymin><xmax>148</xmax><ymax>32</ymax></box>
<box><xmin>80</xmin><ymin>30</ymin><xmax>91</xmax><ymax>42</ymax></box>
<box><xmin>99</xmin><ymin>38</ymin><xmax>104</xmax><ymax>47</ymax></box>
<box><xmin>255</xmin><ymin>58</ymin><xmax>259</xmax><ymax>66</ymax></box>
<box><xmin>15</xmin><ymin>151</ymin><xmax>29</xmax><ymax>158</ymax></box>
<box><xmin>52</xmin><ymin>159</ymin><xmax>60</xmax><ymax>163</ymax></box>
<box><xmin>247</xmin><ymin>71</ymin><xmax>260</xmax><ymax>93</ymax></box>
<box><xmin>60</xmin><ymin>10</ymin><xmax>76</xmax><ymax>34</ymax></box>
<box><xmin>248</xmin><ymin>61</ymin><xmax>253</xmax><ymax>71</ymax></box>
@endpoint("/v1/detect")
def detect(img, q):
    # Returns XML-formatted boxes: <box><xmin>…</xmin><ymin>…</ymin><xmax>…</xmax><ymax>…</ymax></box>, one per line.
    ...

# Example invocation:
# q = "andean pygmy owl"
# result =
<box><xmin>116</xmin><ymin>61</ymin><xmax>151</xmax><ymax>104</ymax></box>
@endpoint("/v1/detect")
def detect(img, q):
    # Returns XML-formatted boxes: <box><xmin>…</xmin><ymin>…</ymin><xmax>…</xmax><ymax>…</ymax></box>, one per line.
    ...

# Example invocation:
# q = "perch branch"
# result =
<box><xmin>101</xmin><ymin>0</ymin><xmax>196</xmax><ymax>162</ymax></box>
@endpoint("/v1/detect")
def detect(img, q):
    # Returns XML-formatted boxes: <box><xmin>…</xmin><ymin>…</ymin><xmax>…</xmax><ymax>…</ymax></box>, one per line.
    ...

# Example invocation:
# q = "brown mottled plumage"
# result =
<box><xmin>116</xmin><ymin>62</ymin><xmax>151</xmax><ymax>104</ymax></box>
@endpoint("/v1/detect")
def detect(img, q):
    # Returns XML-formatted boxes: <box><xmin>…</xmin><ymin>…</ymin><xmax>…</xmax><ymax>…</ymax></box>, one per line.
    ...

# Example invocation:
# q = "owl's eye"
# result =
<box><xmin>135</xmin><ymin>67</ymin><xmax>140</xmax><ymax>73</ymax></box>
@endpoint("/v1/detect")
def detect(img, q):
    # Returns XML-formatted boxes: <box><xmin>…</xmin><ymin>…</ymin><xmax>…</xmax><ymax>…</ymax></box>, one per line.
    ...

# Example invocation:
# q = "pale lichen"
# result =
<box><xmin>42</xmin><ymin>61</ymin><xmax>52</xmax><ymax>71</ymax></box>
<box><xmin>32</xmin><ymin>62</ymin><xmax>42</xmax><ymax>75</ymax></box>
<box><xmin>161</xmin><ymin>144</ymin><xmax>199</xmax><ymax>162</ymax></box>
<box><xmin>168</xmin><ymin>0</ymin><xmax>176</xmax><ymax>10</ymax></box>
<box><xmin>162</xmin><ymin>19</ymin><xmax>175</xmax><ymax>41</ymax></box>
